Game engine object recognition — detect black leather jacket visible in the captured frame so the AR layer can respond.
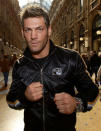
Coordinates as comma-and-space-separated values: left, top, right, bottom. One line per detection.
6, 41, 99, 131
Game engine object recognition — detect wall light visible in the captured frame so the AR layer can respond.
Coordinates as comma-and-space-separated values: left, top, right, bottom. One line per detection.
96, 30, 101, 35
70, 41, 73, 44
0, 38, 2, 42
80, 37, 84, 41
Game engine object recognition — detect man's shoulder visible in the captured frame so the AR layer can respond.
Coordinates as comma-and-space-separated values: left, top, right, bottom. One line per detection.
56, 45, 79, 56
15, 55, 28, 65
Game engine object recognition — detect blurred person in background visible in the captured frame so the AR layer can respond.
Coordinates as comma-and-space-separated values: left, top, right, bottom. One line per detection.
89, 50, 101, 77
97, 65, 101, 87
0, 55, 11, 90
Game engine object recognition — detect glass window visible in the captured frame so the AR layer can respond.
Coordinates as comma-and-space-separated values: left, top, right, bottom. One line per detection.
70, 31, 74, 49
93, 15, 101, 30
70, 8, 73, 21
80, 0, 83, 12
18, 0, 54, 11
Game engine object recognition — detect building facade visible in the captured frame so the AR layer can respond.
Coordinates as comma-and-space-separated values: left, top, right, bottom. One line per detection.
49, 0, 101, 54
0, 0, 24, 57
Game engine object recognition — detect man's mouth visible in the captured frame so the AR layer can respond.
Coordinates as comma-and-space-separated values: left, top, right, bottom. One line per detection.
31, 42, 38, 45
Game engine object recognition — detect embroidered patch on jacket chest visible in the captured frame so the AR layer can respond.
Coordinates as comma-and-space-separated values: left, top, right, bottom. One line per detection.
52, 68, 62, 76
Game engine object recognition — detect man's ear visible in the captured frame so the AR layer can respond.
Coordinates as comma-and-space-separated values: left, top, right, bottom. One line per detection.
21, 29, 24, 38
48, 26, 51, 37
21, 29, 26, 41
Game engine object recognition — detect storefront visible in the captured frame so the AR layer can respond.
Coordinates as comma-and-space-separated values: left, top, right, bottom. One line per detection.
92, 15, 101, 54
70, 31, 74, 49
79, 24, 85, 53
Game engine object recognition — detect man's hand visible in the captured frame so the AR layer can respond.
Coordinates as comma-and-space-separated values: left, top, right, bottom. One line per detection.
54, 92, 77, 114
25, 82, 43, 102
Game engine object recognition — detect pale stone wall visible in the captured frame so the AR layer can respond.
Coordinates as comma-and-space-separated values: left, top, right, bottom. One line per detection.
49, 0, 101, 53
0, 0, 25, 57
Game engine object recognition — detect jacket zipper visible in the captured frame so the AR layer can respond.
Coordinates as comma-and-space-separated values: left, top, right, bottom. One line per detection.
41, 68, 45, 131
24, 56, 46, 131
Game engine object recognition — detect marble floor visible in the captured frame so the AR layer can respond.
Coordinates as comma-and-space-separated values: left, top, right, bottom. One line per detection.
76, 95, 101, 131
0, 70, 24, 131
0, 94, 24, 131
0, 70, 101, 131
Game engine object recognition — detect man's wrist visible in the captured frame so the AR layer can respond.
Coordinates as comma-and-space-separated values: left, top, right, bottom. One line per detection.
75, 97, 84, 112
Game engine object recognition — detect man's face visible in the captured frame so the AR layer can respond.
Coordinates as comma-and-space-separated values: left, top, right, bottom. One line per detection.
90, 51, 94, 56
22, 17, 51, 55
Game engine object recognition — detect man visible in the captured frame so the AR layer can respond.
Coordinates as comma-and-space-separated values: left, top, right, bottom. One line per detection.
88, 50, 101, 85
0, 55, 10, 90
89, 50, 100, 77
6, 5, 99, 131
97, 65, 101, 86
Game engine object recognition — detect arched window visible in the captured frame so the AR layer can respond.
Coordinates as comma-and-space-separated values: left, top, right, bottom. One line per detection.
79, 24, 85, 53
80, 0, 83, 12
70, 31, 74, 49
92, 15, 101, 51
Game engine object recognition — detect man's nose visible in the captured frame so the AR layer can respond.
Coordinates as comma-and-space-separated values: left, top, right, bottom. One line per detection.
31, 30, 37, 39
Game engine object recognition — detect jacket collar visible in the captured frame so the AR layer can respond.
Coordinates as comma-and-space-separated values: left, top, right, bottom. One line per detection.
23, 40, 56, 61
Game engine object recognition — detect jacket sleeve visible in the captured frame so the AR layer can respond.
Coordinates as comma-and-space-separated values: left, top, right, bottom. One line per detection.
97, 65, 101, 83
72, 52, 99, 111
6, 60, 32, 110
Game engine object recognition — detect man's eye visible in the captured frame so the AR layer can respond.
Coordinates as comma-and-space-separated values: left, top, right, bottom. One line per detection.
37, 28, 43, 31
24, 29, 31, 33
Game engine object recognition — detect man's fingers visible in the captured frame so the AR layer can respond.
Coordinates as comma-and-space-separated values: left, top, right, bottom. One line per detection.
32, 86, 43, 93
54, 92, 65, 101
25, 82, 43, 102
29, 82, 43, 88
54, 92, 77, 114
32, 91, 43, 101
